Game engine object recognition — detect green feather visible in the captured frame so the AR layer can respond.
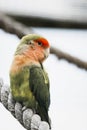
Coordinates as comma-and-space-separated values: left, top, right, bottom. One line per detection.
20, 34, 42, 45
10, 66, 36, 108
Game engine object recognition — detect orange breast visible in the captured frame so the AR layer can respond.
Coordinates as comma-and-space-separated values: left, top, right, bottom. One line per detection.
10, 54, 40, 74
10, 55, 29, 73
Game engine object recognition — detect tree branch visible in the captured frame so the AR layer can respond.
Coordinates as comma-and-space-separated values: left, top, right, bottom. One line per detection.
0, 12, 87, 70
50, 47, 87, 70
0, 13, 33, 38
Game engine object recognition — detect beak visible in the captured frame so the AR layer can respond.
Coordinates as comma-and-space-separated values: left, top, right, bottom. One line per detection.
44, 48, 50, 58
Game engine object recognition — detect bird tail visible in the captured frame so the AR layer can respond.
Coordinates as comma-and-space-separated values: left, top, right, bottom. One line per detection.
37, 105, 51, 128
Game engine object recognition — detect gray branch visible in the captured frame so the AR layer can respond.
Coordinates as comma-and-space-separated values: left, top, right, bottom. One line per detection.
50, 47, 87, 70
0, 78, 50, 130
0, 13, 33, 39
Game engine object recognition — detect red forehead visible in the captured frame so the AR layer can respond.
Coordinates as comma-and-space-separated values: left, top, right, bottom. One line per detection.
35, 38, 50, 48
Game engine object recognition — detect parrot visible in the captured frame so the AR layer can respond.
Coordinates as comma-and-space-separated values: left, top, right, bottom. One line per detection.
9, 34, 51, 127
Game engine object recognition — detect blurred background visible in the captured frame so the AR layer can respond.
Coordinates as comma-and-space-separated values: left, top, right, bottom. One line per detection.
0, 0, 87, 28
0, 0, 87, 130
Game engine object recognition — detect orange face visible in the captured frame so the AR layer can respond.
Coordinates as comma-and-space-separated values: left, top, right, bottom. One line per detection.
23, 38, 50, 62
10, 36, 50, 73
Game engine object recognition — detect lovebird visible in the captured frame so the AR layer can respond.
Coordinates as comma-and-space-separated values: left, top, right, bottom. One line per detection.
9, 34, 51, 126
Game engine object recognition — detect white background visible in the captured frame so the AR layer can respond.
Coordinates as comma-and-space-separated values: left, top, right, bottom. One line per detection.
0, 0, 87, 22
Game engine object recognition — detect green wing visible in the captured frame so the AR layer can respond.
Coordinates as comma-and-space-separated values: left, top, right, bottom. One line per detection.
29, 66, 50, 109
29, 66, 50, 123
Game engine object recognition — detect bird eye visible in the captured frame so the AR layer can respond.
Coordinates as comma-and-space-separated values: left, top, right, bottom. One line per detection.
38, 42, 42, 46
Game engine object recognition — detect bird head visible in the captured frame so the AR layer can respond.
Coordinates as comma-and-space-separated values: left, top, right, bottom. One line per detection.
15, 34, 50, 63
